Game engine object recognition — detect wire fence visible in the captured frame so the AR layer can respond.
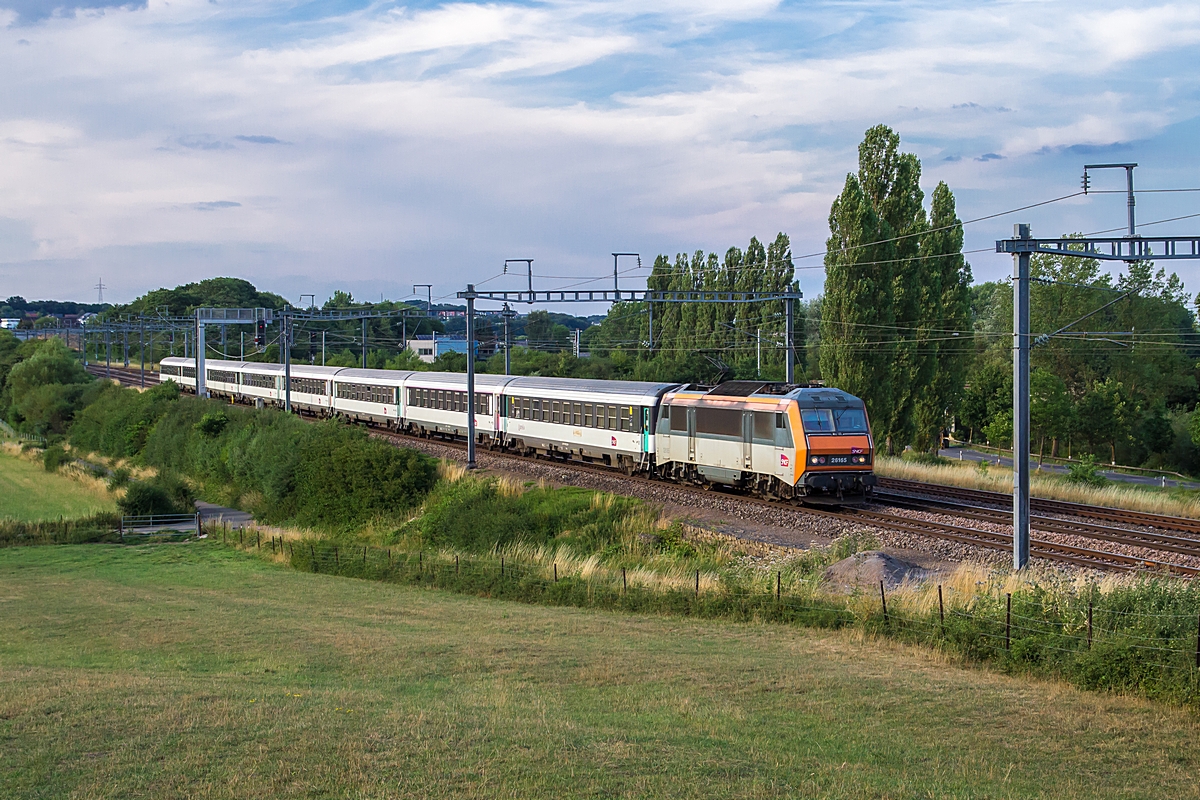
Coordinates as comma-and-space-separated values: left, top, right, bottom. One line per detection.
212, 527, 1200, 699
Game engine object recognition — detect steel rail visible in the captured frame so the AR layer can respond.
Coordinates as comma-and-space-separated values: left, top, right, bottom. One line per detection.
878, 477, 1200, 535
872, 491, 1200, 560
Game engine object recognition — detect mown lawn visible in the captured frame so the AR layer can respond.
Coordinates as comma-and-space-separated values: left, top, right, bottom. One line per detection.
2, 544, 1199, 799
0, 448, 114, 521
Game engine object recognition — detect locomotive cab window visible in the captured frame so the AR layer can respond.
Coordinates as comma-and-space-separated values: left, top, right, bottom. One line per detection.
669, 405, 686, 432
833, 407, 868, 432
800, 408, 835, 432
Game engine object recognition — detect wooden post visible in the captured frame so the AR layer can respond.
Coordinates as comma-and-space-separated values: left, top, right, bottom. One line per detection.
938, 585, 945, 632
879, 581, 888, 623
695, 570, 699, 598
256, 531, 260, 550
553, 563, 557, 582
419, 552, 422, 572
455, 555, 459, 575
310, 543, 316, 572
1005, 593, 1012, 650
1087, 602, 1093, 650
776, 571, 781, 600
334, 546, 339, 568
622, 567, 627, 594
501, 557, 505, 577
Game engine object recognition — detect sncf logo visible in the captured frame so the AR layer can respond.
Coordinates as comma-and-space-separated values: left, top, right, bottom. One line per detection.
780, 454, 789, 467
611, 436, 617, 447
850, 447, 864, 454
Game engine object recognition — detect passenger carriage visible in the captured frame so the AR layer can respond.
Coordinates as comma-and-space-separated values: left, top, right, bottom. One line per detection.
402, 372, 514, 442
329, 368, 409, 425
501, 377, 676, 473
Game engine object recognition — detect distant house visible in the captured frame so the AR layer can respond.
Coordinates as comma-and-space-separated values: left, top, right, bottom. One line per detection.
406, 334, 479, 363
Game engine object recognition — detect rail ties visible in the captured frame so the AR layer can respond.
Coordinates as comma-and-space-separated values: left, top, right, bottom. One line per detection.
872, 491, 1200, 560
877, 477, 1200, 536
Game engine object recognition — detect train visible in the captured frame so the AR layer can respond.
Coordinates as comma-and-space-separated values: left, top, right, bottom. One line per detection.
159, 357, 876, 503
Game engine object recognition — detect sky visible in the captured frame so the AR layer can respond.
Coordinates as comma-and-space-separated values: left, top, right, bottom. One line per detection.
1, 0, 1199, 309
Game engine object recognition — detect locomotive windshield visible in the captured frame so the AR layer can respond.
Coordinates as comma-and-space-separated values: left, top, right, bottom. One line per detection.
801, 406, 869, 433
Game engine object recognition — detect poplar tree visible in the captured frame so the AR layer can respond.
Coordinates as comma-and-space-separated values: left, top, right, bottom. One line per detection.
913, 182, 973, 450
857, 125, 927, 451
819, 173, 897, 437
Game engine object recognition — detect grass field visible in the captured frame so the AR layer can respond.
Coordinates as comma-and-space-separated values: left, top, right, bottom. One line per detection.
3, 545, 1200, 798
0, 446, 115, 521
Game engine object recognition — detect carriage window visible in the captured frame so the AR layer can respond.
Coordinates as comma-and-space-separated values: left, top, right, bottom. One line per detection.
572, 403, 582, 426
583, 404, 593, 428
551, 401, 560, 424
606, 405, 617, 430
668, 405, 686, 432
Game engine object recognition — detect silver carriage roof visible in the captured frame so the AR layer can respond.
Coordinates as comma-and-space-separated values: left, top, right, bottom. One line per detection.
398, 371, 514, 389
506, 376, 680, 402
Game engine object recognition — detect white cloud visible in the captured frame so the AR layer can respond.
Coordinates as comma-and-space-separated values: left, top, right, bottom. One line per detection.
0, 0, 1198, 302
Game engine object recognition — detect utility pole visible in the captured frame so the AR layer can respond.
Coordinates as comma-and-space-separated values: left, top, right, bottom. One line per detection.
501, 304, 516, 375
1011, 223, 1032, 570
321, 330, 326, 366
195, 312, 206, 398
756, 328, 761, 378
361, 317, 367, 368
784, 289, 796, 384
464, 285, 477, 469
503, 260, 534, 303
283, 314, 291, 413
414, 284, 432, 314
139, 319, 145, 388
997, 164, 1200, 568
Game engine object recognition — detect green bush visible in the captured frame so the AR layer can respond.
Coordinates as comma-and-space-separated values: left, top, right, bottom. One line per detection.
107, 467, 131, 490
119, 483, 180, 516
117, 473, 194, 516
194, 411, 228, 438
73, 384, 437, 529
42, 444, 70, 472
1067, 455, 1107, 486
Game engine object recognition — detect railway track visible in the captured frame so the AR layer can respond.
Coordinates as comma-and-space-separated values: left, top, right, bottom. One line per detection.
877, 477, 1200, 535
90, 364, 1200, 576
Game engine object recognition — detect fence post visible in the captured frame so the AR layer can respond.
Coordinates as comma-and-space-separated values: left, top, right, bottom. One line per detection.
419, 552, 422, 573
501, 557, 505, 578
195, 512, 201, 537
879, 581, 888, 624
1087, 602, 1093, 650
938, 585, 945, 632
622, 567, 627, 594
1005, 593, 1012, 650
776, 571, 781, 600
553, 562, 557, 582
334, 546, 339, 568
310, 543, 316, 572
387, 548, 392, 566
695, 569, 699, 598
455, 555, 459, 575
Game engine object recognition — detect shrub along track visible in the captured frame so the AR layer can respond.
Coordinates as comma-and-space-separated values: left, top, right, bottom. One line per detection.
91, 365, 1200, 576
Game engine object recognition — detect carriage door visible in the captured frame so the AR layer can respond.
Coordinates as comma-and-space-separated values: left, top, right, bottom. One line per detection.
687, 407, 696, 462
742, 411, 753, 469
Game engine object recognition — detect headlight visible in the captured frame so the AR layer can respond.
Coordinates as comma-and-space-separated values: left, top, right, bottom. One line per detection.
810, 456, 819, 464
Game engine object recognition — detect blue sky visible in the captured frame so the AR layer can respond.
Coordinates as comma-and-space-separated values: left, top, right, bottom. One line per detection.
1, 0, 1199, 307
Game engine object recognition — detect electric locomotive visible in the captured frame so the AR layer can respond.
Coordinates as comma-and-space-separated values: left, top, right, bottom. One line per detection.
654, 381, 874, 503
